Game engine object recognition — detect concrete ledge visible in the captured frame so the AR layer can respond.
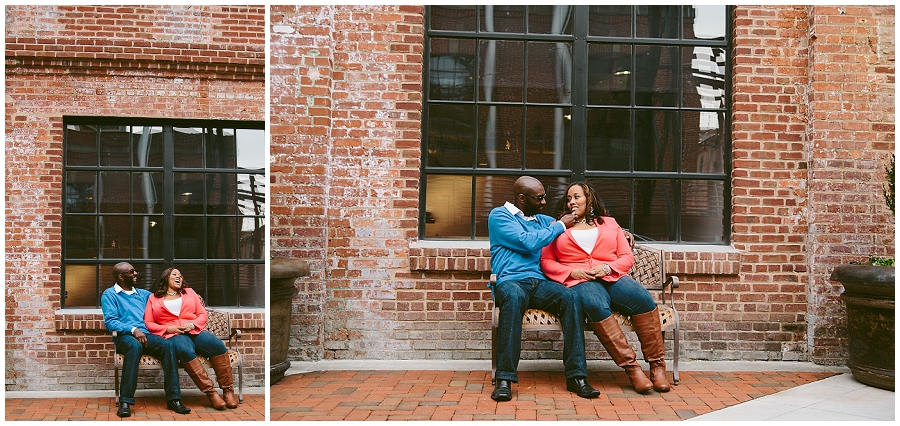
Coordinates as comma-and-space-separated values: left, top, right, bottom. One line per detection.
286, 360, 850, 376
5, 387, 266, 399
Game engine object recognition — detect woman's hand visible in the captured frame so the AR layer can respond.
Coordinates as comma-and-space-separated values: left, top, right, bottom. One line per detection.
586, 264, 611, 278
570, 269, 597, 281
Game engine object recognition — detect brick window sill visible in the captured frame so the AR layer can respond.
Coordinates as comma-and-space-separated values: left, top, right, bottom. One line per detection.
55, 308, 268, 331
409, 240, 741, 276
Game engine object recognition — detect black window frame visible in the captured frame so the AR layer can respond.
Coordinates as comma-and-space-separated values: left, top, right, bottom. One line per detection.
61, 116, 266, 308
421, 5, 732, 244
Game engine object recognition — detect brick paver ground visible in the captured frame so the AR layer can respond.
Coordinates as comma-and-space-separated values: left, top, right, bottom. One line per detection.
271, 370, 837, 421
4, 394, 265, 421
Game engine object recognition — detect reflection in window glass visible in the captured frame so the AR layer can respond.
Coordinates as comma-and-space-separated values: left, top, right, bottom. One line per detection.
479, 39, 522, 103
480, 5, 525, 33
681, 180, 724, 243
174, 127, 204, 168
527, 41, 572, 104
131, 126, 163, 167
477, 105, 522, 169
586, 109, 631, 172
427, 104, 475, 168
526, 106, 570, 170
527, 5, 573, 35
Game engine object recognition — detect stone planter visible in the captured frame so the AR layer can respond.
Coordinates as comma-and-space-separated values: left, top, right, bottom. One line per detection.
270, 257, 309, 385
831, 264, 895, 391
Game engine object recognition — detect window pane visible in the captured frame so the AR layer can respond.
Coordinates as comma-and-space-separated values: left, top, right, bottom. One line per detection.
174, 216, 204, 258
207, 216, 237, 259
174, 127, 204, 168
478, 105, 522, 169
527, 41, 572, 104
427, 104, 475, 168
430, 40, 475, 102
174, 172, 205, 214
132, 172, 162, 214
205, 264, 235, 306
636, 5, 680, 39
587, 108, 631, 172
130, 263, 165, 292
424, 175, 472, 238
66, 125, 97, 166
132, 215, 163, 259
66, 171, 97, 213
430, 5, 476, 32
208, 128, 237, 169
235, 129, 265, 170
240, 217, 265, 259
589, 5, 632, 37
528, 5, 572, 35
481, 5, 525, 33
635, 44, 679, 107
682, 180, 725, 243
99, 126, 131, 166
474, 175, 515, 238
588, 43, 632, 106
65, 216, 97, 258
131, 126, 163, 167
586, 178, 633, 226
238, 174, 265, 216
683, 110, 726, 174
479, 39, 523, 103
685, 46, 726, 109
238, 264, 265, 307
634, 110, 677, 172
99, 216, 131, 258
98, 171, 131, 213
685, 5, 726, 40
525, 106, 570, 170
207, 173, 237, 215
633, 179, 676, 241
64, 265, 97, 308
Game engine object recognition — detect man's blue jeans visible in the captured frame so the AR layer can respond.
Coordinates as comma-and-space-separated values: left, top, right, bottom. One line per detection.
493, 277, 587, 382
168, 330, 228, 363
572, 277, 657, 323
115, 333, 181, 404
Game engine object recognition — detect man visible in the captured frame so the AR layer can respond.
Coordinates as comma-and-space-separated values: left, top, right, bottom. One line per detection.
101, 262, 191, 417
487, 176, 600, 401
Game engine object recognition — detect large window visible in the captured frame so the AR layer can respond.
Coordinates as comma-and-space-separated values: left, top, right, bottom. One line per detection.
62, 117, 266, 308
422, 5, 730, 243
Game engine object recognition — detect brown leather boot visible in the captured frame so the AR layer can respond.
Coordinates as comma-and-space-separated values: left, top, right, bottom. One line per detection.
183, 357, 227, 410
589, 316, 653, 393
632, 307, 671, 392
210, 353, 239, 408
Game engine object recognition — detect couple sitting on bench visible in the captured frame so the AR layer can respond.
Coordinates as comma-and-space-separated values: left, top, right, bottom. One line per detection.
489, 176, 671, 402
101, 262, 238, 417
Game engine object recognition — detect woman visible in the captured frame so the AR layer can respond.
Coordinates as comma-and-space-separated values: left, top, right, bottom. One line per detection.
540, 182, 671, 393
144, 268, 238, 410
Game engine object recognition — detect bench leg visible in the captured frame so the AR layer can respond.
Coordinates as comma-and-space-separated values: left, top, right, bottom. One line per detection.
114, 366, 120, 406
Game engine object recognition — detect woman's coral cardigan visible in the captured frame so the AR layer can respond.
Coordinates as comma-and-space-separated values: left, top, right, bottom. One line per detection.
541, 216, 635, 287
144, 287, 208, 339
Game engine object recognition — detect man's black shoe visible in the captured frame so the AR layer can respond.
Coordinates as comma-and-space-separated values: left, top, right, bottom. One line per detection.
566, 377, 601, 399
491, 379, 513, 402
116, 402, 132, 418
167, 399, 192, 414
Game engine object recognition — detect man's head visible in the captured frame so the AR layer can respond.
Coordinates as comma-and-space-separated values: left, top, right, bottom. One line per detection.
513, 176, 548, 217
112, 262, 138, 288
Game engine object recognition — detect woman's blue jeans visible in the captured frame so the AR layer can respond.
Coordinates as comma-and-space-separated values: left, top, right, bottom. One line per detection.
493, 277, 587, 382
115, 333, 181, 404
572, 276, 656, 323
168, 330, 227, 363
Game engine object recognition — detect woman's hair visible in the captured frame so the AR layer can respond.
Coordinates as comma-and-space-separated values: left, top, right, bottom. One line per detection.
554, 181, 611, 224
152, 267, 189, 298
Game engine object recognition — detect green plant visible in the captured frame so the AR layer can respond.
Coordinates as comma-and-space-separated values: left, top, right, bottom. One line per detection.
868, 256, 895, 267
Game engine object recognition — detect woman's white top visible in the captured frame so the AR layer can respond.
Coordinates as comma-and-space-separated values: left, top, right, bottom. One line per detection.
163, 297, 182, 316
570, 227, 598, 254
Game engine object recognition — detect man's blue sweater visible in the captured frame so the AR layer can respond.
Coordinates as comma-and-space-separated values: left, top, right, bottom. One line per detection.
488, 203, 565, 288
101, 285, 152, 337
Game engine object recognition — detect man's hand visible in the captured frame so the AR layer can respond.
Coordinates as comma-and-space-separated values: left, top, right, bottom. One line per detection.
558, 212, 577, 228
133, 329, 148, 346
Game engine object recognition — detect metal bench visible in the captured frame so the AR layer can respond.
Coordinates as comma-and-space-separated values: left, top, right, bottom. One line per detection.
490, 231, 680, 385
111, 306, 243, 404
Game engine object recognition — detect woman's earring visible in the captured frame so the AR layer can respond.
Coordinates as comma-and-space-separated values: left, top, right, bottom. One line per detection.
589, 207, 594, 218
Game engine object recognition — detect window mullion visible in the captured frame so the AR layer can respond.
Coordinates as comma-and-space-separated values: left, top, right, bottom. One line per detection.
163, 126, 175, 266
571, 5, 588, 182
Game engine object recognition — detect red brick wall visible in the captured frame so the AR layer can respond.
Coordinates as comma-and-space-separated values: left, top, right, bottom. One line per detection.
271, 5, 894, 366
5, 5, 267, 391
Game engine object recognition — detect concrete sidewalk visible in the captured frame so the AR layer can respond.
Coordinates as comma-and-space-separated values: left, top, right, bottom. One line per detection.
273, 360, 893, 421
